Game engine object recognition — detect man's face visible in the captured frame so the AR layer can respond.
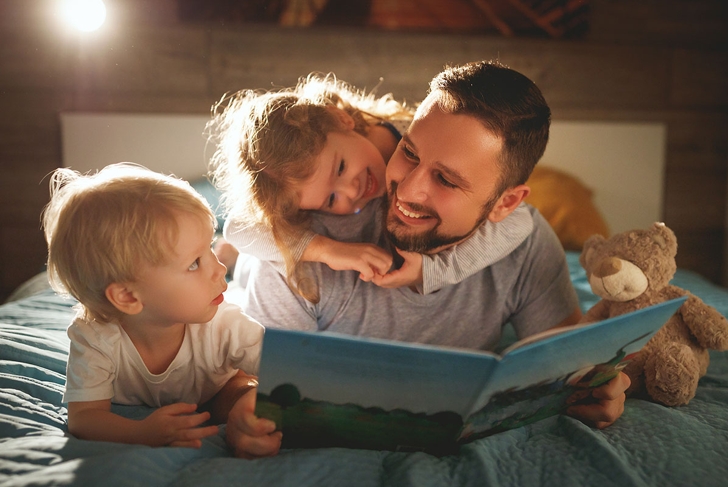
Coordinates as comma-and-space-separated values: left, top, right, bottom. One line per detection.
385, 97, 505, 254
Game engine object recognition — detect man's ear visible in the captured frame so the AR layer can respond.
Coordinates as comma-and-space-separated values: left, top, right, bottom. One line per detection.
488, 184, 530, 223
105, 282, 143, 315
326, 105, 355, 130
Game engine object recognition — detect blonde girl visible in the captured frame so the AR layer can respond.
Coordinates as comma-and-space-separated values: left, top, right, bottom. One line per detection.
208, 74, 532, 302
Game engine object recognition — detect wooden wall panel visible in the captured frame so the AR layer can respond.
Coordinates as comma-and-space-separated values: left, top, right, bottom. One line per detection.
671, 49, 728, 107
1, 1, 727, 301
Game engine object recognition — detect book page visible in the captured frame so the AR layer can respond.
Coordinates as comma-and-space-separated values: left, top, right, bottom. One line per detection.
459, 297, 687, 442
255, 329, 501, 452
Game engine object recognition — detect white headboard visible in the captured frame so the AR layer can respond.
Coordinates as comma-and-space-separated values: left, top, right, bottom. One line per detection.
60, 112, 666, 235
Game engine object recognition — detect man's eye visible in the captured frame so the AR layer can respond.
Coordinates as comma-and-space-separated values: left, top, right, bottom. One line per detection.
437, 173, 457, 189
327, 193, 336, 209
337, 159, 345, 176
188, 259, 200, 271
401, 143, 416, 160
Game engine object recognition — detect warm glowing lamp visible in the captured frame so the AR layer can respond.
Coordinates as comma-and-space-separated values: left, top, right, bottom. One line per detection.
60, 0, 107, 32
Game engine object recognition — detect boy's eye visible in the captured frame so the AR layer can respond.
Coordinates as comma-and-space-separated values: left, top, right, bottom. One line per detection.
188, 258, 200, 271
437, 173, 457, 189
337, 159, 345, 175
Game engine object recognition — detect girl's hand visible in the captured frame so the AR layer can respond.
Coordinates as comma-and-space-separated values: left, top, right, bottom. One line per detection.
372, 249, 423, 289
142, 402, 220, 448
308, 237, 393, 280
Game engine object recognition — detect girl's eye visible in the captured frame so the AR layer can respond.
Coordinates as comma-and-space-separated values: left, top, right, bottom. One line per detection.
337, 159, 345, 176
188, 259, 200, 271
437, 173, 457, 189
327, 193, 336, 209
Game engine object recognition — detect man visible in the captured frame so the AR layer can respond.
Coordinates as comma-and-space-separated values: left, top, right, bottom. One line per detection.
217, 60, 630, 458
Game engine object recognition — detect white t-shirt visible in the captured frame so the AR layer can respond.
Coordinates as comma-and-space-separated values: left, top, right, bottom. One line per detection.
63, 301, 264, 407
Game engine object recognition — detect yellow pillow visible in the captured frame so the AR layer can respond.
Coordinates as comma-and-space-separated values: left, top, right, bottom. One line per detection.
525, 166, 610, 251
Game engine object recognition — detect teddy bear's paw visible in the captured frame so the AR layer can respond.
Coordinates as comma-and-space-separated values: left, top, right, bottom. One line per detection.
682, 304, 728, 350
644, 343, 700, 406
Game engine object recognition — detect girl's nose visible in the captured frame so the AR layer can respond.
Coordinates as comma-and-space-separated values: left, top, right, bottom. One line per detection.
337, 178, 360, 208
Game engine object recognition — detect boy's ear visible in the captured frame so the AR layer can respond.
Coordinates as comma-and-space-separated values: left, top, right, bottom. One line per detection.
105, 282, 143, 315
326, 106, 356, 130
488, 184, 530, 223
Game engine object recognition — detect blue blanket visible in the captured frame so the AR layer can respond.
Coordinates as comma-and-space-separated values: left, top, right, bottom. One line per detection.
1, 253, 727, 487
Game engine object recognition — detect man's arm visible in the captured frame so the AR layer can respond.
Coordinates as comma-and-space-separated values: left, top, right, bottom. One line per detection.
566, 372, 631, 429
552, 306, 630, 429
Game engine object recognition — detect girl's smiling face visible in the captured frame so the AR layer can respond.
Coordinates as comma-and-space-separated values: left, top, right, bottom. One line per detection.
297, 129, 387, 215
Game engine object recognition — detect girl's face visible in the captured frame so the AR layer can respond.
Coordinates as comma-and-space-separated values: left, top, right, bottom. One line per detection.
297, 129, 387, 215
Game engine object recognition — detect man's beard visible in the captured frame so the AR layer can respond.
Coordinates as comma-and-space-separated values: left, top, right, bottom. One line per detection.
384, 181, 498, 254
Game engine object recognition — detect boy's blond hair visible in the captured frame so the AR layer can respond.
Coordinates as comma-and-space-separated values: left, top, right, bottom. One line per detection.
42, 163, 216, 323
208, 73, 413, 302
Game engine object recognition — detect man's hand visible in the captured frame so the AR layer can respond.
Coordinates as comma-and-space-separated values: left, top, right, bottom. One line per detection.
226, 386, 282, 459
304, 236, 393, 281
566, 371, 631, 429
372, 249, 423, 289
141, 403, 220, 448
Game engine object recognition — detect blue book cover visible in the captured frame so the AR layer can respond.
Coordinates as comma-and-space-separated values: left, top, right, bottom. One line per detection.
255, 297, 687, 454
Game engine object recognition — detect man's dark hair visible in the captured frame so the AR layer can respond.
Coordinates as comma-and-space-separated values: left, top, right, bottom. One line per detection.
429, 60, 551, 194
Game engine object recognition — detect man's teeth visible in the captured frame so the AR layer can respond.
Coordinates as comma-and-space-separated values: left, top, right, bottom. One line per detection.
397, 201, 425, 219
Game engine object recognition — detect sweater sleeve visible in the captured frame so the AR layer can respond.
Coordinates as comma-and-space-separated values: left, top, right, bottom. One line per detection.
223, 219, 317, 274
420, 203, 534, 294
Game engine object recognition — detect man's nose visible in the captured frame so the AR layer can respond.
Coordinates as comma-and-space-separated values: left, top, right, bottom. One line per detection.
396, 165, 428, 203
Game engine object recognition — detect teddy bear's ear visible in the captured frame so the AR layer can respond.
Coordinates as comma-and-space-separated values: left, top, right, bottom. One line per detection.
650, 222, 677, 253
580, 234, 605, 268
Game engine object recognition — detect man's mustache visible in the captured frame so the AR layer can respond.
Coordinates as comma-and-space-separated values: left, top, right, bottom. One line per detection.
387, 181, 440, 221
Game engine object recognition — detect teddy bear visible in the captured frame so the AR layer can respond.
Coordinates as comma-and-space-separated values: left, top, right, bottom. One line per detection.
578, 222, 728, 406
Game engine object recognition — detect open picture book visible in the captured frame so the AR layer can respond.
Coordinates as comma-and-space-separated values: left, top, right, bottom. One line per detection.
255, 297, 687, 455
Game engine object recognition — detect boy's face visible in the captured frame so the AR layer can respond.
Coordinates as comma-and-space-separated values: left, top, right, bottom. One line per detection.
131, 211, 228, 327
385, 96, 506, 254
297, 129, 387, 215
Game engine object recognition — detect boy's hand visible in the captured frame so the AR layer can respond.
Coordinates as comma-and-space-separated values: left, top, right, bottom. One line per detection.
306, 236, 393, 281
566, 372, 631, 429
372, 249, 423, 289
226, 386, 282, 459
142, 402, 220, 448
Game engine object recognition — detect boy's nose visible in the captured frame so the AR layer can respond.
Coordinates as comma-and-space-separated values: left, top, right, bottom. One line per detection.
213, 258, 227, 279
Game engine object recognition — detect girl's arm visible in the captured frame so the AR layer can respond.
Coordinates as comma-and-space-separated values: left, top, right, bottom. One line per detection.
374, 204, 534, 293
67, 400, 219, 448
224, 219, 392, 279
303, 235, 392, 280
223, 220, 316, 275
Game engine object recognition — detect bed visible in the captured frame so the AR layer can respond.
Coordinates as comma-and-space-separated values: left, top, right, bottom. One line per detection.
1, 251, 727, 487
3, 113, 723, 484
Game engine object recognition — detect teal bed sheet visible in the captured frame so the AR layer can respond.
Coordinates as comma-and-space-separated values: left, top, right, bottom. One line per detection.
1, 253, 727, 487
